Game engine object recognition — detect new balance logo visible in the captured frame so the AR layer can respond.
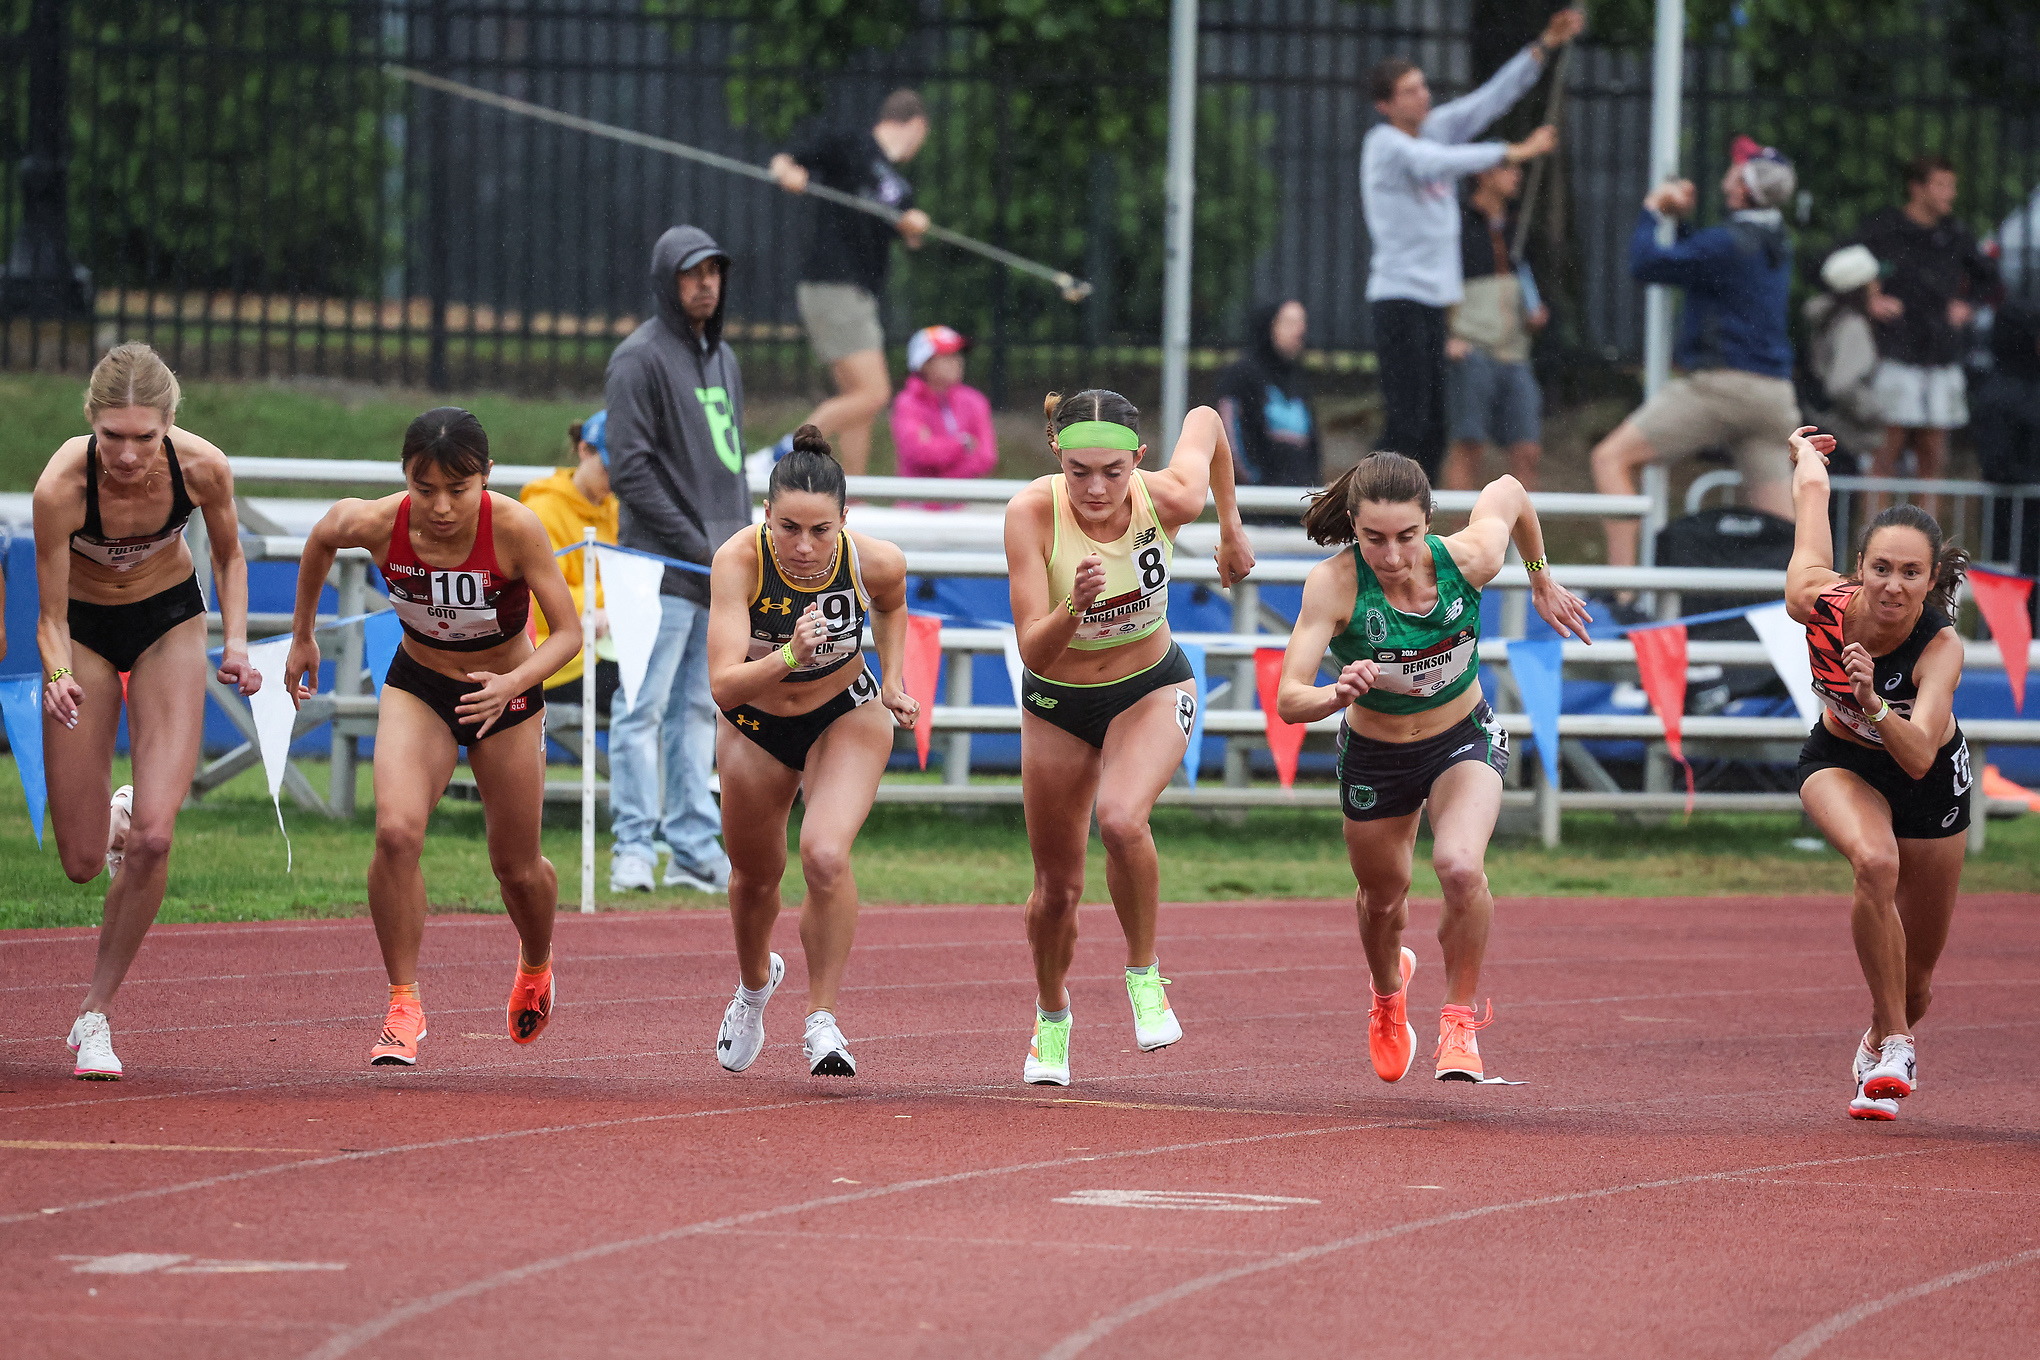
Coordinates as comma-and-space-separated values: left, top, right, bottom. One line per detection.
1134, 527, 1157, 547
1027, 693, 1058, 709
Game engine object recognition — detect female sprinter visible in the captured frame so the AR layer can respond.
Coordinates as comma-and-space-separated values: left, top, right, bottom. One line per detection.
284, 409, 582, 1067
1277, 452, 1591, 1084
33, 341, 259, 1079
1784, 426, 1971, 1121
1005, 392, 1255, 1086
706, 426, 915, 1078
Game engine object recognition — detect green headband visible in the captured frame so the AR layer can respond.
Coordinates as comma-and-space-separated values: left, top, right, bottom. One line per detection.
1055, 420, 1140, 453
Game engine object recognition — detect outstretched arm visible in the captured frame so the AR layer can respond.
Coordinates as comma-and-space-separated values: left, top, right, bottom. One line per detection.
1784, 426, 1844, 624
1144, 406, 1255, 587
1444, 474, 1593, 641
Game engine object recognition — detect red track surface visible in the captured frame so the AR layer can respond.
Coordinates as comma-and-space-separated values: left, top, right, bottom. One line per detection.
3, 894, 2038, 1359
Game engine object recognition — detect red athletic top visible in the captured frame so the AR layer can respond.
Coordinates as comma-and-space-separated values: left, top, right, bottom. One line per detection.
378, 492, 531, 652
1804, 579, 1950, 746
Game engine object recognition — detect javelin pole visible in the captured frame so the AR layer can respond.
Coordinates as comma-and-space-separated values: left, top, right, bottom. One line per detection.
385, 65, 1093, 302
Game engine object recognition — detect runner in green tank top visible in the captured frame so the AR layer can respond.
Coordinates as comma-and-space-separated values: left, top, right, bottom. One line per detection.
1277, 452, 1591, 1084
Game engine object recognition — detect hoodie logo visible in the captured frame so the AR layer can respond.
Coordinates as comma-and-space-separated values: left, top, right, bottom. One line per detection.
695, 386, 743, 473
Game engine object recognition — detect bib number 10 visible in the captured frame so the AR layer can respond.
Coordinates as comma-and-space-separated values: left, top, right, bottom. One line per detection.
429, 571, 490, 609
1137, 547, 1166, 590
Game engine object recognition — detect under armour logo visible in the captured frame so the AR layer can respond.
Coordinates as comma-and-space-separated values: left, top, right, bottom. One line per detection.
759, 597, 793, 616
736, 714, 761, 730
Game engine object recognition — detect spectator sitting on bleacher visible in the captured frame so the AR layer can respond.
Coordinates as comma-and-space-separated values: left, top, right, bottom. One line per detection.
1802, 244, 1888, 466
521, 411, 620, 716
889, 325, 996, 503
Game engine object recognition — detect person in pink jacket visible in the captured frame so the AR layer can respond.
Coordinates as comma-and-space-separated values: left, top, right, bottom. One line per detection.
891, 326, 998, 490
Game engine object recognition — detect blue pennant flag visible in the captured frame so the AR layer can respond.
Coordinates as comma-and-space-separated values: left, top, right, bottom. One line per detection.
364, 611, 403, 692
1507, 634, 1564, 786
0, 675, 48, 845
1177, 641, 1208, 788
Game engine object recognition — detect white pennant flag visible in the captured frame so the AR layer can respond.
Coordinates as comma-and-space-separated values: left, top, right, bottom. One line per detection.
1746, 601, 1821, 723
1002, 627, 1025, 710
243, 636, 297, 871
593, 547, 667, 715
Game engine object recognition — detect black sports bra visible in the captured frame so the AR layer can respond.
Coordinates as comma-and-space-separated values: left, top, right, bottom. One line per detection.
69, 435, 197, 573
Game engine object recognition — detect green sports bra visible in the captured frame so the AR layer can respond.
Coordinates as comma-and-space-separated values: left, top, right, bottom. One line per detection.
1326, 536, 1483, 716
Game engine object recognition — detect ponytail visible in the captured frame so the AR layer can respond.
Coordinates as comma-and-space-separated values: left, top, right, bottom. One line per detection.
1301, 451, 1433, 545
766, 424, 846, 510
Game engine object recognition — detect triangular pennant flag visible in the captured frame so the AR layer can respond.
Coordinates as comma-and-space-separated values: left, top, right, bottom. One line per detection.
1630, 623, 1695, 814
1508, 635, 1564, 786
592, 547, 665, 715
1002, 628, 1024, 710
1746, 601, 1822, 723
244, 636, 297, 871
1177, 641, 1208, 787
0, 675, 47, 845
1253, 647, 1304, 789
364, 610, 403, 692
1969, 568, 2033, 713
903, 613, 942, 770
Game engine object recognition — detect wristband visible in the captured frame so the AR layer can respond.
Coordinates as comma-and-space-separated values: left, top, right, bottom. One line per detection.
1062, 594, 1081, 619
1867, 699, 1892, 723
779, 641, 799, 669
1523, 557, 1546, 573
47, 667, 71, 684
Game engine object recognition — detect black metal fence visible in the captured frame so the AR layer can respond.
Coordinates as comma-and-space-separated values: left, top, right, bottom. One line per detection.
4, 0, 2038, 404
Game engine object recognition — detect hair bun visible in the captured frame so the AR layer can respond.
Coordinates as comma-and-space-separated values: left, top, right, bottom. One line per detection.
1042, 391, 1063, 420
790, 423, 834, 458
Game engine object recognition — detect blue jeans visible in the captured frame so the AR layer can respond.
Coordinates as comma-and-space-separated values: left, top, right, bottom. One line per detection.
607, 593, 727, 875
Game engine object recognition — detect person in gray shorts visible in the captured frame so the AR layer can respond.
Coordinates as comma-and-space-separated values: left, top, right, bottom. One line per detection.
1443, 162, 1546, 490
1592, 136, 1801, 568
767, 90, 932, 475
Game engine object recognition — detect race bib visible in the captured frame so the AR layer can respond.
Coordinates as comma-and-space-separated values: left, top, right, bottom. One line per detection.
1372, 631, 1478, 699
1817, 685, 1908, 744
394, 569, 501, 643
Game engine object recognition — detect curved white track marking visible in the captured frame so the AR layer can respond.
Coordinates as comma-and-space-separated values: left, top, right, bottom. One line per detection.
1037, 1145, 2015, 1360
1769, 1245, 2040, 1360
0, 1095, 842, 1228
296, 1119, 1406, 1360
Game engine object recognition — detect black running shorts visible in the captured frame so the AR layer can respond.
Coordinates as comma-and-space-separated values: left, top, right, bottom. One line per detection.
68, 573, 205, 673
1020, 642, 1197, 750
1337, 701, 1510, 822
385, 645, 545, 748
724, 668, 879, 771
1797, 722, 1972, 840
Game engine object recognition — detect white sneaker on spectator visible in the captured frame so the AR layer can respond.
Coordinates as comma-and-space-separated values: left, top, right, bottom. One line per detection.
662, 858, 730, 893
609, 851, 656, 893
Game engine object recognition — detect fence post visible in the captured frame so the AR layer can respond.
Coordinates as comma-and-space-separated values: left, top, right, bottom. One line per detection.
581, 528, 598, 912
1966, 741, 1987, 857
424, 0, 453, 391
331, 557, 366, 816
943, 650, 973, 786
1225, 581, 1260, 788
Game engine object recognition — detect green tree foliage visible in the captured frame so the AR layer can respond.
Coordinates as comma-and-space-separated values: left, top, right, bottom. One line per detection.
1589, 0, 2040, 258
60, 0, 389, 295
653, 0, 1278, 345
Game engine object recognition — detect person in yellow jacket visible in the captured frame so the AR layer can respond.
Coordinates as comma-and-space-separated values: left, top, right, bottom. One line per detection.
520, 411, 621, 713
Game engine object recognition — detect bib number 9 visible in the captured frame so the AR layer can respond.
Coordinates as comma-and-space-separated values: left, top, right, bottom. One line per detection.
1137, 547, 1166, 591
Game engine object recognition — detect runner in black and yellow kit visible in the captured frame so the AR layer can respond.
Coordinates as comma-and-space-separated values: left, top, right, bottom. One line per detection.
706, 426, 916, 1078
1278, 451, 1590, 1083
1004, 392, 1255, 1086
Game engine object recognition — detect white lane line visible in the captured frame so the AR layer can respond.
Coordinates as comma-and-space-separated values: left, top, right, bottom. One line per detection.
294, 1117, 1412, 1360
1769, 1245, 2040, 1359
1036, 1144, 2017, 1360
0, 1095, 847, 1227
1726, 1177, 2040, 1199
703, 1226, 1266, 1259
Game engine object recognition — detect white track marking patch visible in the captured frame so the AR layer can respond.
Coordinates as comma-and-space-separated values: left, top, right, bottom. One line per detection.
1054, 1189, 1319, 1212
62, 1253, 346, 1275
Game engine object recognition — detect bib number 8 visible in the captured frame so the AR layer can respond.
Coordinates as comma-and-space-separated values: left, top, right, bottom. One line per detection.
1137, 546, 1166, 591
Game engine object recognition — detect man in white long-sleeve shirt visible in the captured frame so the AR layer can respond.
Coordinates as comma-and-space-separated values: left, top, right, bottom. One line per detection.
1362, 7, 1582, 479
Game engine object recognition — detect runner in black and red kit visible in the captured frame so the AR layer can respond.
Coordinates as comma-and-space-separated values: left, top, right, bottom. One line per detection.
285, 409, 583, 1067
1784, 426, 1971, 1122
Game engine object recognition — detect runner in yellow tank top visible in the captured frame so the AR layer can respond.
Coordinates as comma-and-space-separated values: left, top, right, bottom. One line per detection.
1003, 390, 1255, 1086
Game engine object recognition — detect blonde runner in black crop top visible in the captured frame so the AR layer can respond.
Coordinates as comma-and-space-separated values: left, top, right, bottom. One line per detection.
745, 522, 870, 681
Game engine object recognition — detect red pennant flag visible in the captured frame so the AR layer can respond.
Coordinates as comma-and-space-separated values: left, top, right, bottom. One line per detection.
1629, 623, 1695, 814
903, 614, 943, 770
1969, 568, 2033, 713
1253, 648, 1305, 789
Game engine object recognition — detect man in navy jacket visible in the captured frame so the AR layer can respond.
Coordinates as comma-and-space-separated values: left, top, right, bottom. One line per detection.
1592, 138, 1800, 568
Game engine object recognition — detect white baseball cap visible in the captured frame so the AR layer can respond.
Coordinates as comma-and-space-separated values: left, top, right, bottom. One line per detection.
1821, 244, 1880, 294
906, 325, 968, 373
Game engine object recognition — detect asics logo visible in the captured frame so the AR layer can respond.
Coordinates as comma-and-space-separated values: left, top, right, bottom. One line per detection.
1884, 672, 1902, 692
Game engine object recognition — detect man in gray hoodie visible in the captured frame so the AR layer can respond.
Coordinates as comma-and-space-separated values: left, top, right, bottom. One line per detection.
603, 225, 751, 893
